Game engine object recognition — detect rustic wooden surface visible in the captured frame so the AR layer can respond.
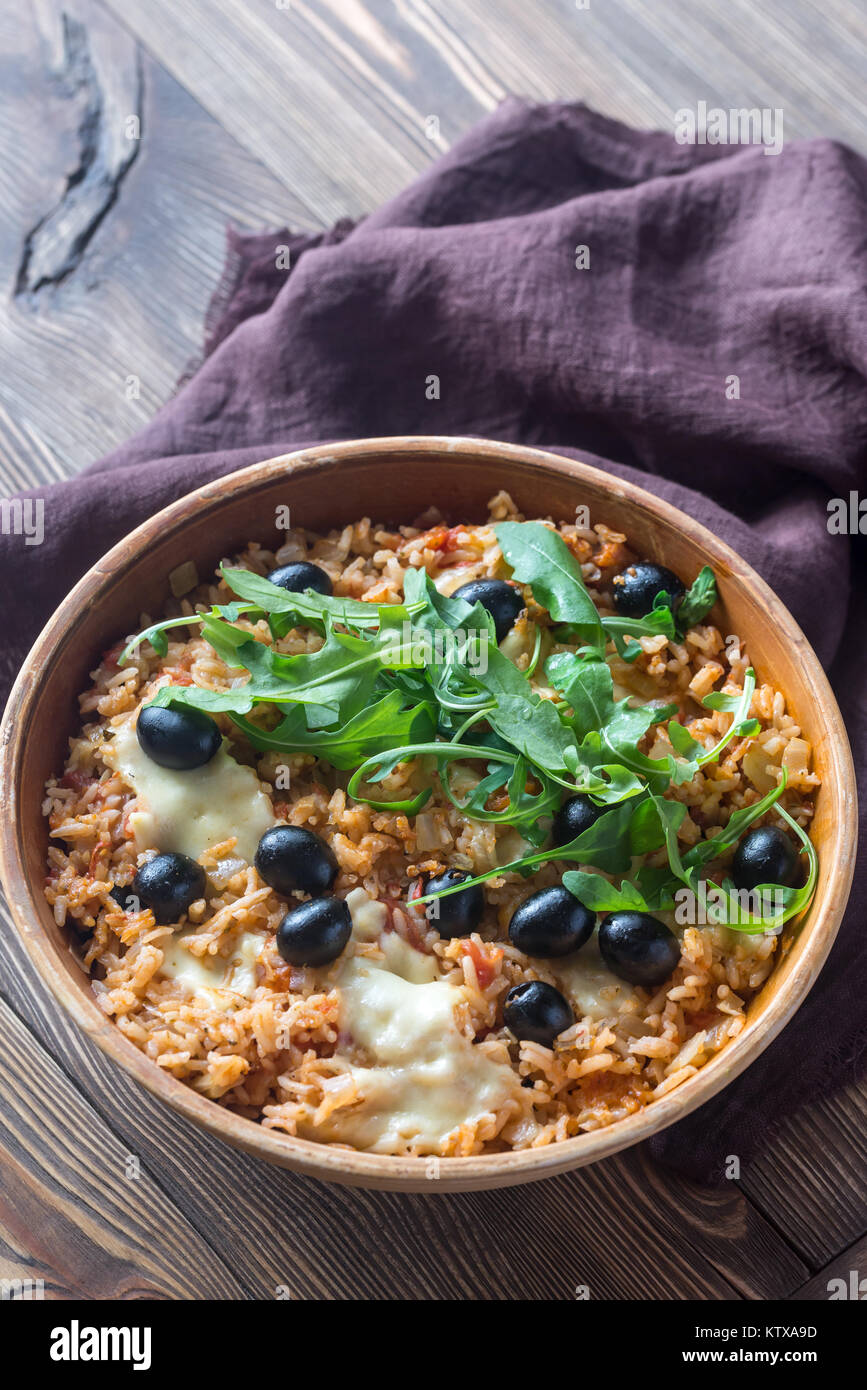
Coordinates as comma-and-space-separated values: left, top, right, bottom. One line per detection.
1, 0, 865, 1300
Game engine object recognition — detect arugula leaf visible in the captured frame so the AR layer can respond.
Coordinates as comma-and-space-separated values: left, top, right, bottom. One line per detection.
347, 739, 515, 796
713, 803, 818, 930
633, 861, 687, 907
645, 772, 817, 932
667, 719, 704, 761
149, 685, 259, 714
548, 651, 679, 791
679, 819, 815, 932
679, 774, 788, 873
439, 752, 562, 843
586, 762, 646, 804
230, 692, 436, 770
150, 623, 412, 725
346, 738, 554, 837
550, 653, 759, 795
695, 671, 759, 766
198, 613, 255, 666
495, 521, 605, 649
562, 871, 676, 914
221, 565, 390, 632
601, 604, 677, 661
545, 651, 612, 740
386, 574, 580, 780
119, 614, 205, 664
401, 566, 479, 633
415, 797, 641, 904
678, 565, 718, 630
471, 647, 578, 775
546, 651, 676, 749
628, 794, 687, 854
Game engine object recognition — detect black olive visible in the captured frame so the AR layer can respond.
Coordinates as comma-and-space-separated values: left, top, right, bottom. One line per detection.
612, 562, 686, 618
452, 578, 524, 644
268, 561, 333, 596
552, 793, 602, 847
503, 980, 574, 1046
109, 884, 135, 912
732, 826, 800, 892
509, 886, 595, 958
133, 853, 206, 925
276, 896, 352, 967
598, 911, 681, 987
255, 825, 338, 897
136, 704, 221, 771
424, 869, 485, 938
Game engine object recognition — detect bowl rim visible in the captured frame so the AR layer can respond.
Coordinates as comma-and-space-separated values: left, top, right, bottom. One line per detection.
0, 435, 857, 1191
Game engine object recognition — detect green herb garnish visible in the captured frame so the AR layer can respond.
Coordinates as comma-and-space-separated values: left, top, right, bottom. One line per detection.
678, 565, 718, 629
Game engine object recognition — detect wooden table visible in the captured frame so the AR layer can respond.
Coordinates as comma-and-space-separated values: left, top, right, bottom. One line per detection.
2, 0, 865, 1300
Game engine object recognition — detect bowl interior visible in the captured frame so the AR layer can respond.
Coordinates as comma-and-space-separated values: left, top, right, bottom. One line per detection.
1, 439, 855, 1190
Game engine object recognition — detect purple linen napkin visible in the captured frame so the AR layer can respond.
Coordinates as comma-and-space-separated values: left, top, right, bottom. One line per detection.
4, 100, 866, 1181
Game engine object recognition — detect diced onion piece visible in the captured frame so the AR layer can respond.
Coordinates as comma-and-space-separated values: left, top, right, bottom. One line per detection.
207, 855, 248, 889
742, 743, 777, 794
169, 560, 199, 597
415, 811, 443, 852
782, 737, 811, 775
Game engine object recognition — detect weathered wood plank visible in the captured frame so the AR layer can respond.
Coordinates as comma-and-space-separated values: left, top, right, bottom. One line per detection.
99, 0, 442, 219
0, 0, 311, 487
789, 1231, 867, 1301
0, 997, 245, 1299
100, 0, 867, 198
739, 1080, 867, 1267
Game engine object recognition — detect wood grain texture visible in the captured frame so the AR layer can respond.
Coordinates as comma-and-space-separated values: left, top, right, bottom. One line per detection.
100, 0, 867, 184
740, 1080, 867, 1267
0, 997, 244, 1299
0, 0, 310, 487
4, 0, 865, 484
789, 1231, 867, 1301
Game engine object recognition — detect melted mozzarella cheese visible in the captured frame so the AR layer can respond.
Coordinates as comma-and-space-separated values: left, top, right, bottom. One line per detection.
107, 717, 275, 863
159, 931, 264, 1007
346, 887, 437, 983
555, 933, 637, 1021
344, 887, 388, 941
306, 889, 521, 1153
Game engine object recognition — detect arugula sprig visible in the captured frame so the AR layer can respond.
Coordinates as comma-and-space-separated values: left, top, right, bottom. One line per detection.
231, 692, 436, 771
495, 521, 604, 648
414, 771, 815, 935
118, 613, 216, 664
411, 787, 697, 906
678, 566, 718, 629
602, 603, 678, 661
645, 771, 818, 931
599, 565, 719, 661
